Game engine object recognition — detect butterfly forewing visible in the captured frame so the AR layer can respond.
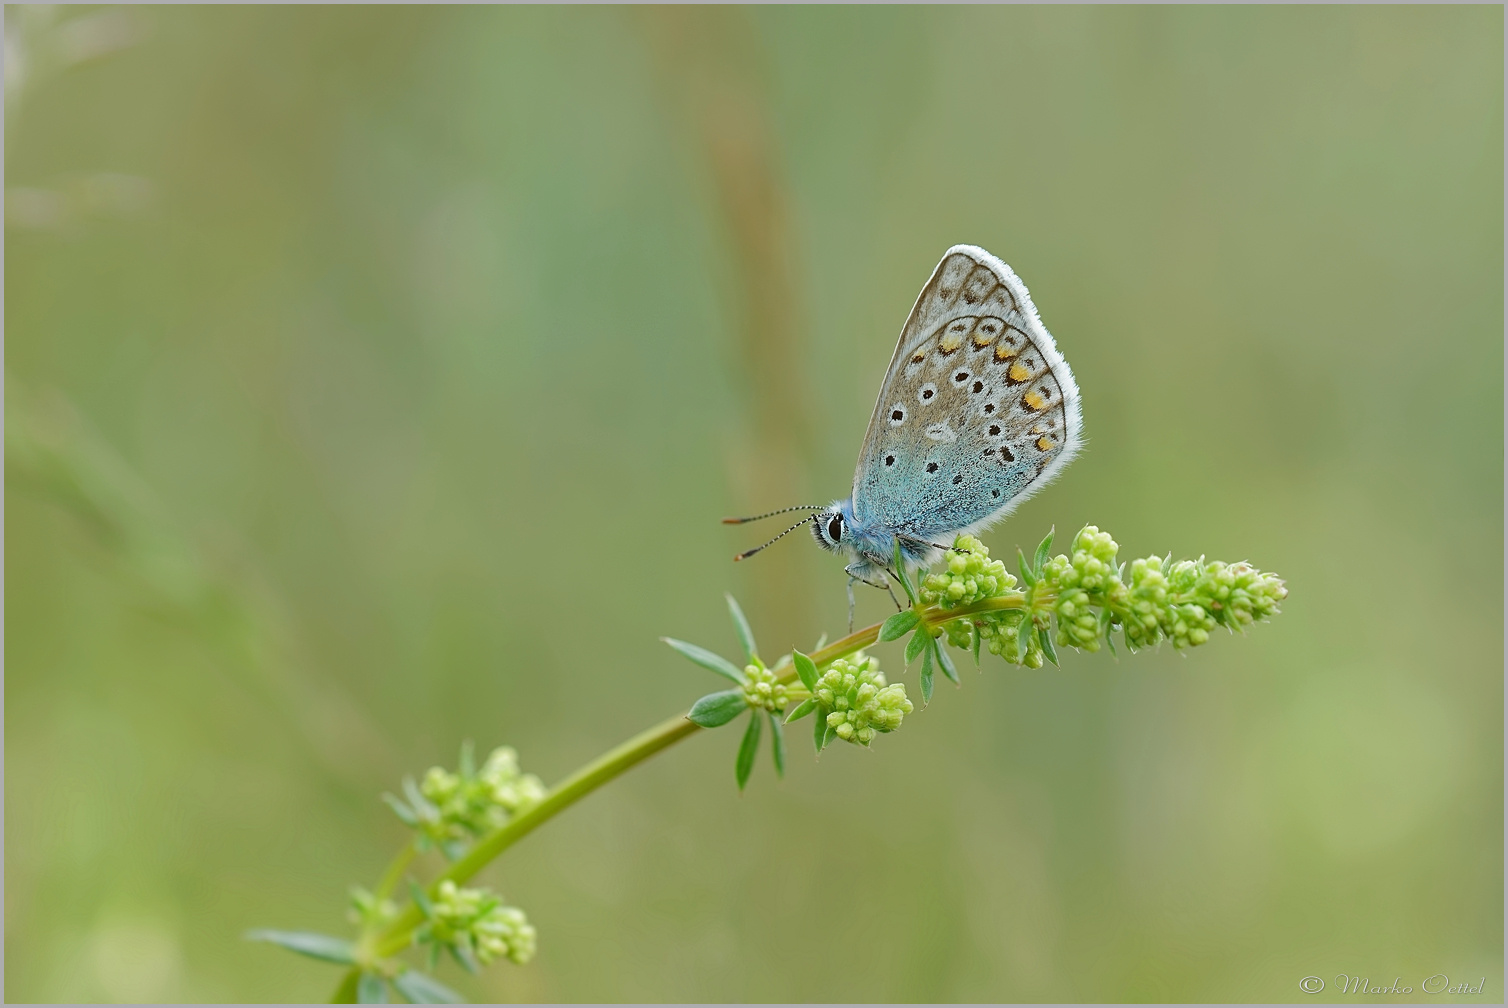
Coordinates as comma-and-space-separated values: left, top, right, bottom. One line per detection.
853, 246, 1082, 540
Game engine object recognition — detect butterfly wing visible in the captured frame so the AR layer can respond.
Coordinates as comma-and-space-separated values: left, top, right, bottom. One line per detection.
851, 245, 1082, 542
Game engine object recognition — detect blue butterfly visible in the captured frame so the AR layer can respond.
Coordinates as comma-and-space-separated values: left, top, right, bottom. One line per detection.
728, 245, 1082, 616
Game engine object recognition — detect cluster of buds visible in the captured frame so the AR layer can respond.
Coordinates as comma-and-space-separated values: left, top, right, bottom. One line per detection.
920, 534, 1015, 606
740, 662, 789, 713
811, 655, 913, 745
346, 886, 397, 929
1119, 554, 1287, 650
415, 880, 536, 968
925, 526, 1286, 662
386, 744, 547, 856
1041, 526, 1125, 653
919, 537, 1037, 665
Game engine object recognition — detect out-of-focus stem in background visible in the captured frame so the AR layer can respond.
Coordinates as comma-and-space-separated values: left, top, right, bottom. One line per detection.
637, 6, 818, 650
5, 380, 397, 788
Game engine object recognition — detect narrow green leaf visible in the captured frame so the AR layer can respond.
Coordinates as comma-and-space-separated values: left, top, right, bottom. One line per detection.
972, 622, 982, 666
1017, 616, 1033, 664
813, 632, 828, 650
792, 649, 820, 692
820, 722, 835, 752
408, 880, 434, 917
661, 637, 746, 684
401, 776, 434, 818
934, 638, 960, 684
392, 969, 465, 1004
785, 697, 817, 723
919, 646, 935, 704
736, 711, 762, 789
688, 689, 748, 728
879, 609, 920, 641
245, 930, 356, 964
725, 593, 758, 664
904, 627, 929, 663
891, 539, 917, 603
449, 941, 481, 975
1039, 626, 1060, 667
382, 793, 417, 827
358, 972, 390, 1004
768, 711, 785, 778
814, 703, 828, 752
1017, 547, 1037, 588
1033, 525, 1056, 577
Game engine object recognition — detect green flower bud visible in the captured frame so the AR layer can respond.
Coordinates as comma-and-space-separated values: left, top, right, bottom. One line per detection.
347, 886, 397, 929
920, 534, 1017, 608
417, 880, 536, 967
741, 662, 789, 713
812, 656, 913, 746
396, 744, 547, 855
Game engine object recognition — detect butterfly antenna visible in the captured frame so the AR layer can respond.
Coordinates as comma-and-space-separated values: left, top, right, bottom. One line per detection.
722, 504, 827, 525
734, 516, 814, 561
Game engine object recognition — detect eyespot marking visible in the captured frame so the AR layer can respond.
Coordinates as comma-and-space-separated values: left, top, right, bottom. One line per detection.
971, 380, 984, 393
918, 383, 936, 402
889, 404, 906, 426
884, 454, 895, 466
988, 424, 1001, 436
999, 446, 1015, 463
925, 461, 940, 474
992, 489, 1000, 498
983, 402, 995, 414
952, 370, 970, 385
952, 474, 964, 485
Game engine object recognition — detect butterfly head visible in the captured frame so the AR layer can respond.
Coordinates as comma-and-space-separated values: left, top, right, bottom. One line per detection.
810, 500, 857, 557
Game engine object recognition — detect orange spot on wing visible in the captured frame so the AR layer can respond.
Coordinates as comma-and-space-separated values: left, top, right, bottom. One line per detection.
1023, 389, 1047, 411
939, 331, 963, 354
995, 343, 1016, 361
1009, 361, 1032, 383
1036, 436, 1054, 452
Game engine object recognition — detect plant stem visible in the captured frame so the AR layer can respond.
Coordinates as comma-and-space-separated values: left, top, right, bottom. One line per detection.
373, 841, 415, 904
330, 605, 970, 1000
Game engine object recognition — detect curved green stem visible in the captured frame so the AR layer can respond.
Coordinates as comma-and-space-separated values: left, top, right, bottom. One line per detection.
372, 841, 415, 904
330, 608, 951, 1001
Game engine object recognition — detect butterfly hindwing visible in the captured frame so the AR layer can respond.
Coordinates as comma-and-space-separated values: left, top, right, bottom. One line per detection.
852, 246, 1082, 541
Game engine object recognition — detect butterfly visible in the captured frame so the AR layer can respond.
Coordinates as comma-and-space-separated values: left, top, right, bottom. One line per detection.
727, 245, 1082, 619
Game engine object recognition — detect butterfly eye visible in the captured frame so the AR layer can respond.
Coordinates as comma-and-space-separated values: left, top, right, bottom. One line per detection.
827, 516, 844, 543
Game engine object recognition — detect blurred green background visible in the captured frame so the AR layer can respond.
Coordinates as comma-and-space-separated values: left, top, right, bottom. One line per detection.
5, 5, 1502, 1003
